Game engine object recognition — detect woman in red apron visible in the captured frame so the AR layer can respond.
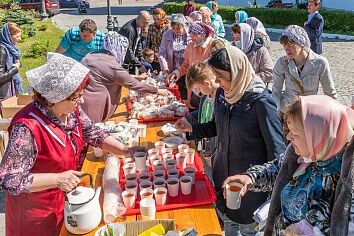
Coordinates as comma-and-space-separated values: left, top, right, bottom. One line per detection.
0, 53, 137, 236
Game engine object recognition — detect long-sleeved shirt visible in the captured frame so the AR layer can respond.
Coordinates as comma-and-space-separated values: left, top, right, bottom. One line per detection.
0, 101, 109, 195
146, 23, 169, 54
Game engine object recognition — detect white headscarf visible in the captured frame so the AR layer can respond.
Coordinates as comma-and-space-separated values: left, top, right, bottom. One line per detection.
239, 23, 254, 53
246, 17, 267, 36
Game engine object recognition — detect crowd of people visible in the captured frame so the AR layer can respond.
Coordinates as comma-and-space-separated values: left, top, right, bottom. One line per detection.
0, 0, 353, 235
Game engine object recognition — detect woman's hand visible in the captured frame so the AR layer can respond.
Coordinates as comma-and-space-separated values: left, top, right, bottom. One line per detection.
222, 174, 253, 198
175, 118, 192, 132
56, 170, 82, 192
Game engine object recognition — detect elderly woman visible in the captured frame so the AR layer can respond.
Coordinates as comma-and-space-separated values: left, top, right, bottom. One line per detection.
246, 17, 270, 50
0, 22, 23, 105
0, 53, 142, 235
205, 1, 225, 38
272, 25, 337, 115
146, 8, 169, 54
176, 46, 285, 235
231, 23, 273, 84
199, 6, 212, 25
167, 21, 214, 109
223, 95, 354, 235
81, 31, 169, 123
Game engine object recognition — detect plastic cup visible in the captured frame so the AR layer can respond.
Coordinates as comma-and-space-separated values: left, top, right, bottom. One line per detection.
140, 188, 154, 199
148, 148, 159, 157
93, 147, 104, 158
184, 167, 196, 184
152, 160, 164, 171
125, 173, 138, 182
153, 178, 166, 189
139, 180, 153, 191
167, 177, 180, 197
179, 176, 193, 195
162, 153, 174, 163
167, 168, 179, 179
176, 153, 187, 169
123, 163, 136, 177
161, 147, 173, 155
149, 154, 162, 166
184, 148, 195, 165
178, 144, 189, 154
153, 187, 167, 206
122, 189, 136, 209
165, 159, 177, 170
153, 170, 165, 180
226, 182, 243, 210
125, 180, 138, 194
140, 198, 156, 220
138, 172, 151, 183
154, 141, 166, 154
134, 152, 147, 172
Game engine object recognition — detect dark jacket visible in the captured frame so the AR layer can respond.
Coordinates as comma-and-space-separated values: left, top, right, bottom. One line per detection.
304, 12, 324, 54
118, 19, 142, 67
189, 88, 286, 224
0, 47, 18, 99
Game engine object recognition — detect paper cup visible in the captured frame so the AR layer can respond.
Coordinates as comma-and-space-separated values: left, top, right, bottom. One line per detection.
184, 148, 195, 165
176, 153, 187, 169
148, 148, 159, 157
184, 167, 196, 184
153, 170, 165, 180
93, 147, 104, 158
122, 189, 136, 209
149, 154, 162, 165
125, 180, 138, 194
153, 178, 166, 189
154, 141, 166, 154
226, 182, 243, 210
162, 153, 174, 163
152, 160, 165, 171
134, 152, 147, 172
138, 172, 151, 183
167, 177, 180, 197
125, 173, 138, 182
167, 168, 179, 179
139, 180, 153, 191
161, 147, 173, 155
178, 144, 189, 154
179, 176, 192, 195
140, 198, 156, 220
165, 159, 177, 170
153, 187, 167, 206
140, 188, 154, 199
123, 163, 136, 177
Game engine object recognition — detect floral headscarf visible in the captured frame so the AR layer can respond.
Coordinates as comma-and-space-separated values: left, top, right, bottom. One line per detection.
293, 95, 354, 177
189, 11, 202, 22
282, 25, 311, 51
188, 21, 214, 37
104, 31, 129, 65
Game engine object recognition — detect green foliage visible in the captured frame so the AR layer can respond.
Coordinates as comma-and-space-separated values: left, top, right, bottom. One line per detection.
163, 2, 354, 35
0, 4, 37, 37
37, 24, 47, 31
24, 41, 49, 59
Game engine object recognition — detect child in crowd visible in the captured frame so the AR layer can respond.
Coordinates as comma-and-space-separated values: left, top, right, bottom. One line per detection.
183, 0, 196, 17
139, 48, 155, 73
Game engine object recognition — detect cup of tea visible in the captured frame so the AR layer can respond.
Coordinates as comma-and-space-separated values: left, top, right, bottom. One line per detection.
184, 167, 196, 184
161, 147, 173, 155
225, 182, 243, 210
154, 141, 166, 154
122, 189, 136, 209
167, 168, 179, 179
153, 178, 166, 189
139, 180, 153, 191
153, 187, 167, 206
162, 153, 174, 163
153, 170, 165, 180
176, 153, 187, 169
179, 176, 193, 195
126, 173, 138, 182
134, 152, 147, 172
149, 154, 162, 166
125, 180, 138, 194
167, 177, 180, 197
138, 172, 151, 183
184, 148, 195, 165
140, 198, 156, 220
152, 160, 165, 171
140, 188, 154, 199
148, 148, 160, 157
178, 144, 189, 154
93, 147, 104, 158
123, 163, 136, 177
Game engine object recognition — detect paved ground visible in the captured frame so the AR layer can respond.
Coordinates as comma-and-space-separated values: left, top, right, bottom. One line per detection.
0, 0, 353, 234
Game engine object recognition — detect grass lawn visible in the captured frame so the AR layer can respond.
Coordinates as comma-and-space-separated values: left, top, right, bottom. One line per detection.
18, 19, 64, 87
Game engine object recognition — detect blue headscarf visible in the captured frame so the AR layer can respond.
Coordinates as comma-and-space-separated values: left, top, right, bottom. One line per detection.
235, 11, 248, 24
0, 23, 23, 94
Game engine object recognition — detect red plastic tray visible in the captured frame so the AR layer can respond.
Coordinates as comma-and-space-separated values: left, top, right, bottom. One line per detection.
119, 152, 217, 215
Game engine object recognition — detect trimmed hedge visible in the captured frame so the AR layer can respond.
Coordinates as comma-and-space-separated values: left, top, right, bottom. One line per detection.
163, 2, 354, 35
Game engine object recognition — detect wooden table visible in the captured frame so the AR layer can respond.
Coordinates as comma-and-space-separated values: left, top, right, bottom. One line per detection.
60, 88, 222, 236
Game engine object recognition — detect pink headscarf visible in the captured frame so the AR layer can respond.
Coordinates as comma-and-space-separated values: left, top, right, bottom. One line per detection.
293, 95, 354, 177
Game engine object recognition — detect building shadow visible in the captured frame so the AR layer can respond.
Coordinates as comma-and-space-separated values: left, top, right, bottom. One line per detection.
60, 5, 156, 16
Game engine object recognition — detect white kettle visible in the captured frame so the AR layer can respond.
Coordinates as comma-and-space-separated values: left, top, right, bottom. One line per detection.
64, 173, 102, 234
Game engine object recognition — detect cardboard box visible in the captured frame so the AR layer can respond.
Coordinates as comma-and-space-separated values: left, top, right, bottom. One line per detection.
1, 95, 32, 119
124, 220, 175, 236
0, 118, 11, 131
17, 94, 33, 105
